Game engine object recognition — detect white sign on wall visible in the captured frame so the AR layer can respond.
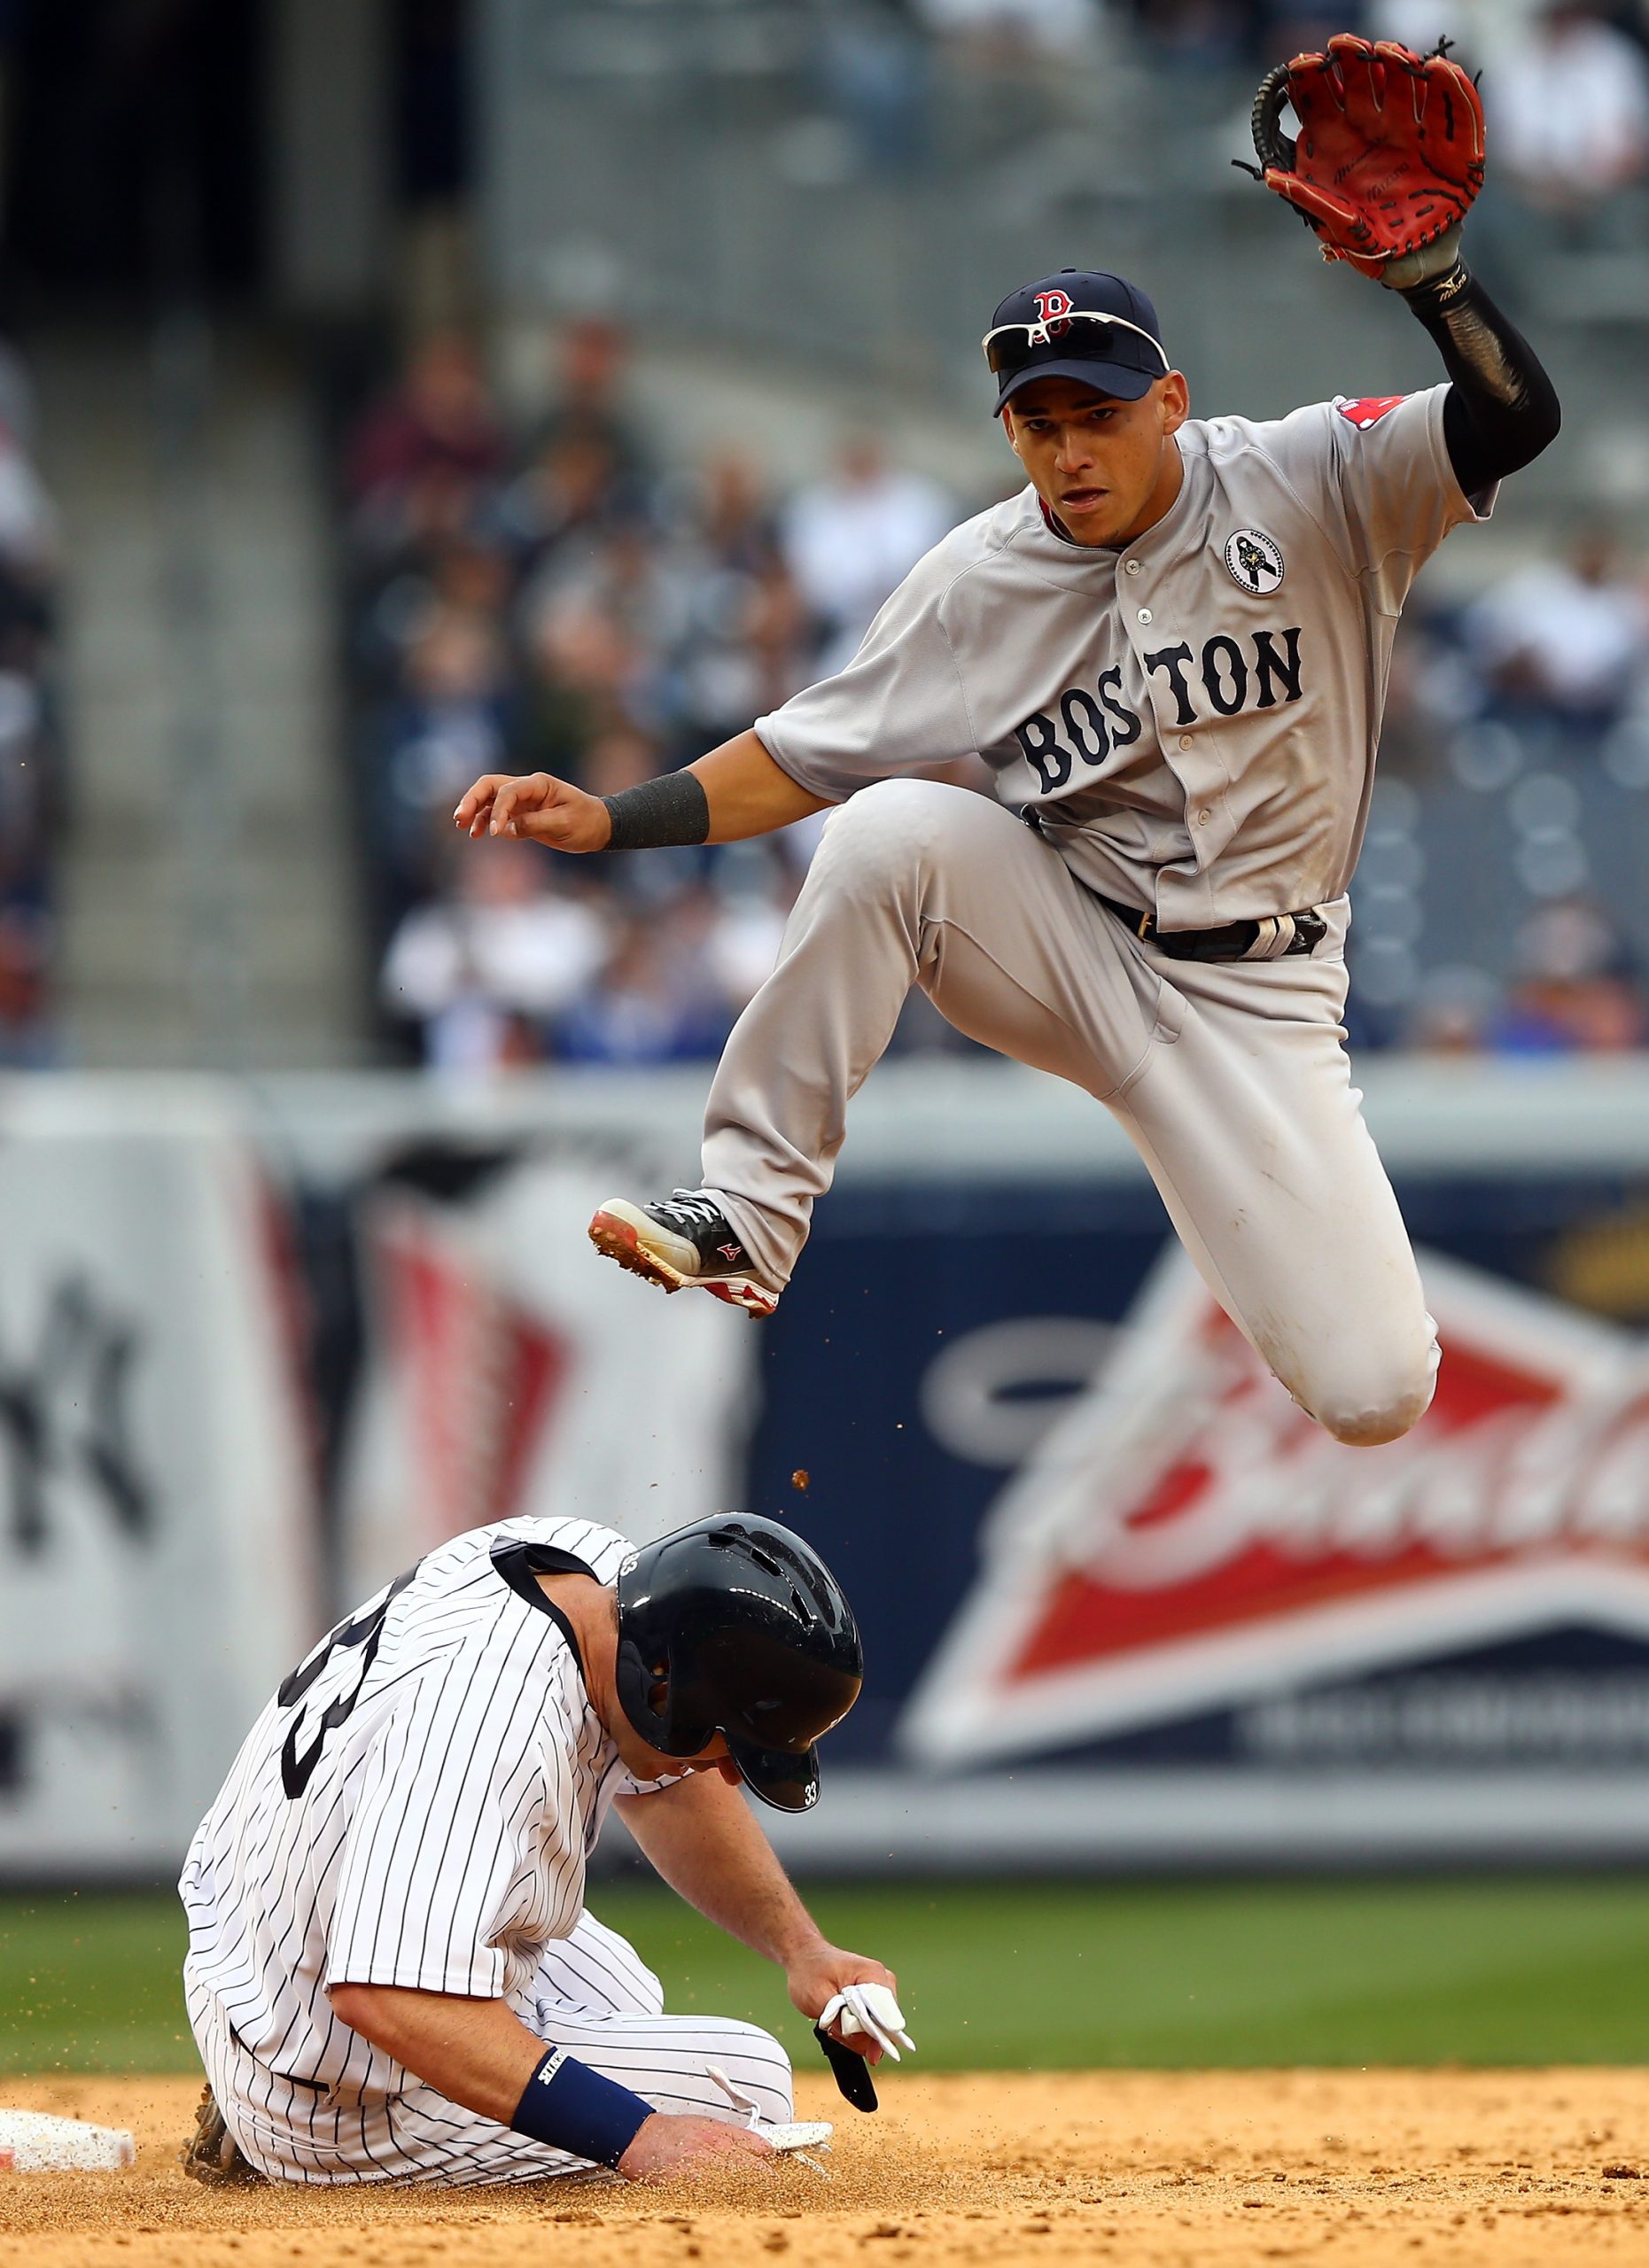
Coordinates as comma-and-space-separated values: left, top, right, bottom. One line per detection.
0, 1096, 319, 1876
337, 1149, 758, 1601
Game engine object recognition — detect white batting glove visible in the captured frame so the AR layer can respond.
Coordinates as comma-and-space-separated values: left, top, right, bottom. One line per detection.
816, 1982, 916, 2062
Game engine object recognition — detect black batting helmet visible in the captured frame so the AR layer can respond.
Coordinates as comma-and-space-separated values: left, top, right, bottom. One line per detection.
614, 1515, 862, 1813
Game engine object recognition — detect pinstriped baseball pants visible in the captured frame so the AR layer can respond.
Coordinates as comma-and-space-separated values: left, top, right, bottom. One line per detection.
703, 779, 1438, 1448
188, 1909, 792, 2186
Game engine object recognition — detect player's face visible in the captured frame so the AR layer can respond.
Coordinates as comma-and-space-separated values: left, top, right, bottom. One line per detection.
1004, 373, 1190, 548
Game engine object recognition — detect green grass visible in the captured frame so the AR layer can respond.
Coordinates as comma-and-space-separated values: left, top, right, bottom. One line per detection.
0, 1891, 196, 2074
3, 1878, 1646, 2076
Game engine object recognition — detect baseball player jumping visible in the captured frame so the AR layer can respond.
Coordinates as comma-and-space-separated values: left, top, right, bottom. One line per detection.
455, 38, 1557, 1448
180, 1514, 907, 2186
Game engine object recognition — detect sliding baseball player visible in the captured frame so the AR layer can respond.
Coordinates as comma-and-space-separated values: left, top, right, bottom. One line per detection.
180, 1514, 910, 2186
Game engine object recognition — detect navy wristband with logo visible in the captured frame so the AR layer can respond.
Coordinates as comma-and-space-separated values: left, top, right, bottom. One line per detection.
509, 2046, 653, 2167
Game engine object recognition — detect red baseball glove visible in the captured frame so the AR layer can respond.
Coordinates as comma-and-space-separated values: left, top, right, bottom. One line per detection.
1248, 34, 1486, 282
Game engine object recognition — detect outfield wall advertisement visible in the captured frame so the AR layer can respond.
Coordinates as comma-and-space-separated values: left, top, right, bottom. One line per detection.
0, 1091, 318, 1877
4, 1064, 1649, 1875
336, 1161, 755, 1604
0, 1078, 756, 1881
749, 1176, 1649, 1868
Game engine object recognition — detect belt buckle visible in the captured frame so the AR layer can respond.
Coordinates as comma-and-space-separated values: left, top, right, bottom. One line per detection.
1289, 909, 1328, 956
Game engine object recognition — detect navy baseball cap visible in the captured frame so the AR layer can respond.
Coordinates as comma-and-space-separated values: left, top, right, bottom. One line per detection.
984, 270, 1170, 415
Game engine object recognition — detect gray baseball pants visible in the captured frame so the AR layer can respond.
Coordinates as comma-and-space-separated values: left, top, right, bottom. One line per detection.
704, 780, 1437, 1447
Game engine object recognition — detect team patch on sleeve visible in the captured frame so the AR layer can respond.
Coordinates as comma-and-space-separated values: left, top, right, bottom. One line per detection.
1335, 394, 1408, 431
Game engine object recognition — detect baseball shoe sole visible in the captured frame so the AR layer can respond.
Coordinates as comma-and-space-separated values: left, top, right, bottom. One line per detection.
179, 2085, 263, 2187
588, 1197, 779, 1319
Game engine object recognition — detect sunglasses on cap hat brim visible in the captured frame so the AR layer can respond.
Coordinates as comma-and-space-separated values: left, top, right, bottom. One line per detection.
984, 313, 1171, 415
982, 309, 1170, 376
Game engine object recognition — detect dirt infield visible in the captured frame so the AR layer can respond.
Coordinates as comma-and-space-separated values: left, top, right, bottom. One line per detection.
2, 2070, 1647, 2266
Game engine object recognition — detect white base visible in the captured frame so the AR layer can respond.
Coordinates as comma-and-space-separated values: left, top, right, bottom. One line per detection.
0, 2109, 136, 2172
764, 2120, 835, 2154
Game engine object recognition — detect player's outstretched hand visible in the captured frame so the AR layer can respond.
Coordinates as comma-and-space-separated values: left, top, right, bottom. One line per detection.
617, 2112, 776, 2182
452, 771, 613, 853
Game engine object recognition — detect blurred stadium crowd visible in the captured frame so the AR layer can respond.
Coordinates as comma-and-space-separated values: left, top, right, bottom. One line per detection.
725, 0, 1649, 85
342, 318, 958, 1071
795, 0, 1649, 304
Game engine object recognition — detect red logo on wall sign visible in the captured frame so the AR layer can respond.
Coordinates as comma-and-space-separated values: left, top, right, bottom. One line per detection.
1336, 393, 1407, 431
898, 1249, 1649, 1767
374, 1199, 571, 1540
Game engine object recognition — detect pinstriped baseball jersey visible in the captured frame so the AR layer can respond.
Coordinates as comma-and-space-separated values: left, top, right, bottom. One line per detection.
754, 384, 1492, 928
181, 1517, 665, 2109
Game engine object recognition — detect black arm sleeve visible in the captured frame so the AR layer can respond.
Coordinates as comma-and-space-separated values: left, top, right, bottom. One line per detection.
1398, 262, 1561, 496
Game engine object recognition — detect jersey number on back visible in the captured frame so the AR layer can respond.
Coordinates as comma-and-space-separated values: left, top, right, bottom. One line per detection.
277, 1564, 422, 1799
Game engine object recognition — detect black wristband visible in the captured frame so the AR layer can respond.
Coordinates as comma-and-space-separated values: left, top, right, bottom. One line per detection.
509, 2045, 652, 2167
1396, 257, 1472, 317
601, 768, 711, 851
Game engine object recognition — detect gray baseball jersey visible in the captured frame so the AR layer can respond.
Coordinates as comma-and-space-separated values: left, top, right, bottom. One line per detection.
754, 384, 1490, 927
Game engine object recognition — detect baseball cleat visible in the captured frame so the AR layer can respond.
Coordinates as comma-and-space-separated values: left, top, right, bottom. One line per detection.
587, 1190, 779, 1318
179, 2085, 262, 2187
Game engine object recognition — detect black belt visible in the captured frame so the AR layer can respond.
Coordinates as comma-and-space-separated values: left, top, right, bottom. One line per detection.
1093, 891, 1328, 963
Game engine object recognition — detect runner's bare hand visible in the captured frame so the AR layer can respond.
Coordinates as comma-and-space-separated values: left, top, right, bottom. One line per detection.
617, 2113, 775, 2182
